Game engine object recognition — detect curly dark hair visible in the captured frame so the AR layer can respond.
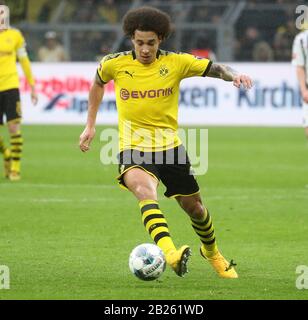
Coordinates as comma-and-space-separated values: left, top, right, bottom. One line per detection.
122, 6, 172, 40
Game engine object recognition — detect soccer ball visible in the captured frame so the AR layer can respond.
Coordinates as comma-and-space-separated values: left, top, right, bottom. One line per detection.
129, 243, 166, 281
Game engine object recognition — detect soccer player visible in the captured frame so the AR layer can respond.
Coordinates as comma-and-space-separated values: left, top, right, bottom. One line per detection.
292, 25, 308, 139
0, 5, 38, 180
79, 7, 253, 278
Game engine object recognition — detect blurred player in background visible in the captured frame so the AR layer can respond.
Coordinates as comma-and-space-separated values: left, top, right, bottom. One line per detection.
0, 5, 38, 181
292, 23, 308, 139
79, 7, 252, 278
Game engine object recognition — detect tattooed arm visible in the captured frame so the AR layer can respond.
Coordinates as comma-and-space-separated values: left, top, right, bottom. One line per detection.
207, 63, 253, 89
207, 63, 238, 81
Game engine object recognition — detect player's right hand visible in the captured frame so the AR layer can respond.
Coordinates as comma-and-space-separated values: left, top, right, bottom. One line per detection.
79, 126, 96, 152
31, 91, 38, 106
302, 90, 308, 103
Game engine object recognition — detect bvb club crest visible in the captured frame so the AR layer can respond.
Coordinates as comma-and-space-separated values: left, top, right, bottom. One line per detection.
159, 65, 169, 77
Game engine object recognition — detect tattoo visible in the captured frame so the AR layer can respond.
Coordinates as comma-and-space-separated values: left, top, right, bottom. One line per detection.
207, 63, 238, 81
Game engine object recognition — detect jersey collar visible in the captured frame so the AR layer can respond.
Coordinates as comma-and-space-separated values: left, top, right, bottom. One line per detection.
132, 49, 161, 60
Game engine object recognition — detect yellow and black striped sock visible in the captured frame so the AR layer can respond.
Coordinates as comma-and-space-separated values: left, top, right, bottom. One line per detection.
0, 135, 5, 153
139, 199, 176, 256
10, 131, 23, 173
191, 208, 218, 257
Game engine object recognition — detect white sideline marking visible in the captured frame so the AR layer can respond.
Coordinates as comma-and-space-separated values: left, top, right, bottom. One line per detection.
31, 198, 116, 203
201, 187, 308, 192
0, 197, 120, 203
204, 195, 308, 201
1, 193, 306, 204
0, 183, 116, 189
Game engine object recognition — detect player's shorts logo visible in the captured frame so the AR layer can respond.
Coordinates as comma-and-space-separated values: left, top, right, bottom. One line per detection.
120, 88, 130, 100
16, 101, 22, 117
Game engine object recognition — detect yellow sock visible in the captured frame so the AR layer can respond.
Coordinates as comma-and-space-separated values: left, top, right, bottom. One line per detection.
0, 135, 5, 153
139, 199, 176, 256
191, 208, 218, 257
10, 131, 23, 173
4, 148, 11, 160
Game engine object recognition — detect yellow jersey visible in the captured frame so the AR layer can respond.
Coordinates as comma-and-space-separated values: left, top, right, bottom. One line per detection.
0, 28, 27, 91
97, 50, 212, 152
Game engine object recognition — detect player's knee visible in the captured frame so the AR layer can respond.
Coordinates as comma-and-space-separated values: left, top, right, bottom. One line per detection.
8, 123, 20, 135
182, 200, 204, 220
124, 168, 158, 200
133, 184, 156, 200
191, 201, 205, 220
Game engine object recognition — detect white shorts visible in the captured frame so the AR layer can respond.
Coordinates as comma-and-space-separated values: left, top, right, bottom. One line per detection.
303, 101, 308, 127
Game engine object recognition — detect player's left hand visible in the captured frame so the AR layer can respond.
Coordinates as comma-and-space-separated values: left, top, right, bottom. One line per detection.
233, 74, 253, 90
31, 89, 38, 105
302, 89, 308, 103
79, 126, 96, 153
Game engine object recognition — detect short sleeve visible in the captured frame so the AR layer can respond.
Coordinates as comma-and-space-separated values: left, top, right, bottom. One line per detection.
15, 30, 26, 51
292, 35, 305, 67
96, 54, 116, 84
177, 53, 212, 79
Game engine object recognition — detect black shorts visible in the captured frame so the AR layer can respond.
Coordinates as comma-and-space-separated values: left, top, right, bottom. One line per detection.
117, 145, 200, 198
0, 88, 22, 125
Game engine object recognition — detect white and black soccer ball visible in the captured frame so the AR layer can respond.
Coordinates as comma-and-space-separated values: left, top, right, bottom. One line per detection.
129, 243, 166, 281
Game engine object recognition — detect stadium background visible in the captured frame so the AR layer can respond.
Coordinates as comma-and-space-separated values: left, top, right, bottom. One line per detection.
0, 0, 308, 301
3, 0, 304, 126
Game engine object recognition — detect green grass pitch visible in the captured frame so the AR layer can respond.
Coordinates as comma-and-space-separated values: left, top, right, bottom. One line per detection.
0, 125, 307, 300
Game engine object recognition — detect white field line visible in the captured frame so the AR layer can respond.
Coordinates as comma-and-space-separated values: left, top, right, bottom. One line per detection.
0, 183, 307, 192
31, 197, 118, 203
0, 194, 307, 204
212, 163, 308, 171
0, 183, 116, 189
0, 197, 122, 203
200, 187, 308, 193
0, 184, 307, 203
202, 195, 308, 201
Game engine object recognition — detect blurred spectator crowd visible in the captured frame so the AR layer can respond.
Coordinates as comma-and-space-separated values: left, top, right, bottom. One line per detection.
1, 0, 305, 62
234, 0, 302, 62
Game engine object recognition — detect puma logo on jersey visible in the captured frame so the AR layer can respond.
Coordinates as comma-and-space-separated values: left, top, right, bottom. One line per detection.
125, 70, 134, 78
119, 70, 134, 78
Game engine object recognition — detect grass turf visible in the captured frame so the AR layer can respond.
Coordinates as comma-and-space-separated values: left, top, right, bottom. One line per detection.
0, 125, 307, 300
